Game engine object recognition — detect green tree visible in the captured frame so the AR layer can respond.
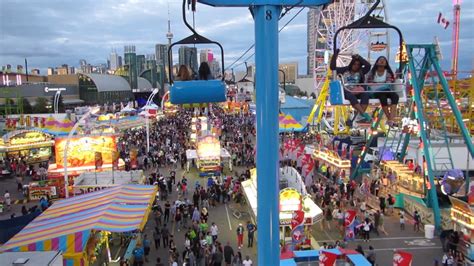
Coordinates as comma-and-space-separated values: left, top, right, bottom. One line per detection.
310, 92, 317, 99
57, 94, 65, 113
20, 98, 33, 114
33, 97, 50, 113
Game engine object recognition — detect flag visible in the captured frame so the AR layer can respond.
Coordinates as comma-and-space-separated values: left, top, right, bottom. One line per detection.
349, 145, 354, 159
437, 12, 450, 29
333, 140, 340, 153
291, 210, 305, 229
95, 152, 103, 170
393, 250, 413, 266
319, 251, 338, 266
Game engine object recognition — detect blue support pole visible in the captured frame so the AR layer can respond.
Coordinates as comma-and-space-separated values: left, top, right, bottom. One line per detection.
255, 5, 281, 265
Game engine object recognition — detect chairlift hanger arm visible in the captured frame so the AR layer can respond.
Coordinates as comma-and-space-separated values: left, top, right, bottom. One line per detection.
168, 0, 225, 83
332, 0, 404, 73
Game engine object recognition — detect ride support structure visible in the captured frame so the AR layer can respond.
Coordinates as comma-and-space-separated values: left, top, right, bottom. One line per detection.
198, 1, 332, 265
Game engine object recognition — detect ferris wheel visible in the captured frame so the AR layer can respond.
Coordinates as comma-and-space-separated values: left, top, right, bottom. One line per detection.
311, 0, 390, 92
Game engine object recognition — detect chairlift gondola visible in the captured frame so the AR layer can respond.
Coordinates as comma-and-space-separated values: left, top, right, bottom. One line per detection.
370, 41, 387, 52
167, 0, 227, 105
329, 0, 407, 106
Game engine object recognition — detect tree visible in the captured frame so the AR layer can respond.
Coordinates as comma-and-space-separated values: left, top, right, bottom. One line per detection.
20, 98, 33, 114
57, 94, 65, 113
33, 97, 50, 114
310, 92, 317, 99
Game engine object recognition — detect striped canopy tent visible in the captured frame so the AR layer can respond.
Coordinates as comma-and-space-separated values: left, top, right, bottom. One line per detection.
0, 185, 156, 266
279, 113, 304, 133
36, 116, 75, 136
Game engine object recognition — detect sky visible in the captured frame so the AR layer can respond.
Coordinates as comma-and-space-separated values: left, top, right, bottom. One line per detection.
0, 0, 473, 76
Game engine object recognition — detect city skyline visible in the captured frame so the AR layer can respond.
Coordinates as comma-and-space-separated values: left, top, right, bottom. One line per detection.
1, 1, 473, 76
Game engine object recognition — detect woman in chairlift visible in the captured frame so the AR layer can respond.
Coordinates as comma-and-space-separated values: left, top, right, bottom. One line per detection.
198, 62, 214, 80
330, 49, 372, 123
367, 56, 399, 127
176, 65, 193, 81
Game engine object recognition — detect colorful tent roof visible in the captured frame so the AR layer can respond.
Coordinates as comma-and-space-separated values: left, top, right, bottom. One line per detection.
279, 113, 304, 132
35, 116, 75, 136
0, 185, 156, 253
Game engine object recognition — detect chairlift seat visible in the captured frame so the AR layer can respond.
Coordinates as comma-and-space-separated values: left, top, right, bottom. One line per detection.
329, 79, 407, 105
170, 80, 227, 104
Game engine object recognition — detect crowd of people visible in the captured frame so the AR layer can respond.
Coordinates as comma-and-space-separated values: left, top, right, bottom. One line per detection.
117, 104, 257, 266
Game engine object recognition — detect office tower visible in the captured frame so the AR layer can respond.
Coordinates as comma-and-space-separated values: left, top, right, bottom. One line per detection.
124, 45, 138, 90
109, 50, 119, 71
178, 46, 198, 75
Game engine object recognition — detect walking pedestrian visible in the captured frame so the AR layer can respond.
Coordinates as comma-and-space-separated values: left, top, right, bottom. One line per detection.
246, 221, 256, 248
153, 227, 161, 249
413, 211, 421, 232
211, 222, 219, 242
399, 212, 405, 230
224, 242, 235, 266
164, 201, 171, 223
236, 223, 244, 249
366, 246, 376, 265
362, 218, 372, 242
162, 224, 169, 247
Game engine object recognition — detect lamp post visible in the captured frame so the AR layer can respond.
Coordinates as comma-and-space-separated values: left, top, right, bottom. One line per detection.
63, 106, 100, 198
145, 88, 159, 153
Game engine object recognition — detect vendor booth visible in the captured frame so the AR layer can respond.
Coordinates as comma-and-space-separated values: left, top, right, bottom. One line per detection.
449, 196, 474, 263
381, 160, 426, 197
186, 148, 232, 173
242, 167, 323, 250
0, 185, 157, 266
195, 135, 221, 173
0, 130, 54, 163
72, 170, 145, 195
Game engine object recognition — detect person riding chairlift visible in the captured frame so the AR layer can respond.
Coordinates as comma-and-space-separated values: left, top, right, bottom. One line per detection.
330, 49, 372, 123
366, 56, 399, 127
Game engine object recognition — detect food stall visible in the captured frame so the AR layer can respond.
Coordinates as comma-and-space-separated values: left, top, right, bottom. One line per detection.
0, 130, 54, 163
0, 185, 157, 266
449, 196, 474, 263
72, 170, 145, 196
242, 167, 323, 250
196, 135, 221, 173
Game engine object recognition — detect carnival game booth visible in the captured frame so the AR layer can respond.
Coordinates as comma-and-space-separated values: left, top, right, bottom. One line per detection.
242, 167, 323, 250
72, 170, 145, 196
0, 130, 54, 163
47, 135, 125, 197
313, 147, 351, 181
0, 185, 157, 266
381, 160, 425, 197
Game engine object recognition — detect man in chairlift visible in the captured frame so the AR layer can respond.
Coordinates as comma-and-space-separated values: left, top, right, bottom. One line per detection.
330, 49, 372, 124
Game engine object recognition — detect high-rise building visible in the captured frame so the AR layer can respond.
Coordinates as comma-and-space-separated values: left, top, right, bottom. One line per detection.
146, 54, 158, 88
210, 60, 221, 78
279, 62, 298, 84
31, 69, 40, 75
124, 45, 138, 90
179, 46, 198, 75
118, 56, 123, 68
307, 9, 319, 76
69, 67, 75, 74
137, 54, 146, 75
199, 49, 214, 64
155, 44, 170, 83
109, 50, 119, 71
47, 67, 55, 75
